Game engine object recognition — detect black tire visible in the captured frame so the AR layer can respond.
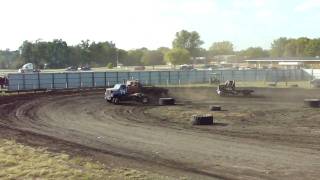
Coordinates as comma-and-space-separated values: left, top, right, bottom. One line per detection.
191, 115, 214, 125
141, 97, 149, 104
106, 99, 112, 103
158, 98, 175, 105
304, 99, 320, 108
113, 97, 120, 105
209, 105, 221, 111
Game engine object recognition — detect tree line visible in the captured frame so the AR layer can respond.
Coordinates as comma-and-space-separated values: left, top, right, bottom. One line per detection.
1, 30, 320, 69
0, 40, 169, 69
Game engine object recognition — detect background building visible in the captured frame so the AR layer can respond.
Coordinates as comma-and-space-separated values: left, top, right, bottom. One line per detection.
245, 57, 320, 69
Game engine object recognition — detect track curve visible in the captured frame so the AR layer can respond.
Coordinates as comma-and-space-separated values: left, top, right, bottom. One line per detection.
1, 88, 320, 179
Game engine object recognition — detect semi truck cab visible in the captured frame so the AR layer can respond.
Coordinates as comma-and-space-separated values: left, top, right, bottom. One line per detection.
104, 82, 148, 104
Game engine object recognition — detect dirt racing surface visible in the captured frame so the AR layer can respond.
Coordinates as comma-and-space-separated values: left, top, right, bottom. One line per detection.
1, 87, 320, 180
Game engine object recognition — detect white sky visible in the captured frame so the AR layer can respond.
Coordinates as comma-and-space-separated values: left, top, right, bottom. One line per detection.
1, 0, 320, 51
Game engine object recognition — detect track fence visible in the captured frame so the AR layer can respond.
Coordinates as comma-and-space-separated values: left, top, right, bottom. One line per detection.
6, 69, 311, 92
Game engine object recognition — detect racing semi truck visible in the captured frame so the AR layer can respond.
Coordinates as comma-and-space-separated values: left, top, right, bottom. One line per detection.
104, 80, 168, 105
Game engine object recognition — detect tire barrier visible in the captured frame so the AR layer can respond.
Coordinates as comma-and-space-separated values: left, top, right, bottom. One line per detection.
209, 105, 221, 111
304, 99, 320, 108
159, 98, 175, 105
191, 115, 214, 125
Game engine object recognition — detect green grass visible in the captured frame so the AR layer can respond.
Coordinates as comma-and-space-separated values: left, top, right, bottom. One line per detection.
0, 139, 175, 180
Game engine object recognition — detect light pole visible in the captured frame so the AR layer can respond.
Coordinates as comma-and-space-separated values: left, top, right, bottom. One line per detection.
116, 49, 119, 68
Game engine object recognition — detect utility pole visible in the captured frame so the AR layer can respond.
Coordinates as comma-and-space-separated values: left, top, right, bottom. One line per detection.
116, 50, 119, 68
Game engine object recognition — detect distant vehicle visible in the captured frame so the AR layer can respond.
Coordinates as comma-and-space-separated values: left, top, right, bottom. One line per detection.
202, 64, 218, 70
238, 67, 253, 70
217, 80, 254, 96
134, 66, 145, 71
180, 64, 194, 71
78, 66, 91, 71
310, 79, 320, 88
18, 63, 41, 73
65, 66, 78, 71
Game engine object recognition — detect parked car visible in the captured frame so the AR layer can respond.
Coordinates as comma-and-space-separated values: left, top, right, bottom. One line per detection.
65, 66, 78, 71
201, 64, 218, 70
134, 66, 145, 71
180, 64, 195, 71
18, 63, 41, 73
78, 66, 91, 71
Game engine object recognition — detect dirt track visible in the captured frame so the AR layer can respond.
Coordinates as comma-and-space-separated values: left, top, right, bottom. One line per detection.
1, 87, 320, 179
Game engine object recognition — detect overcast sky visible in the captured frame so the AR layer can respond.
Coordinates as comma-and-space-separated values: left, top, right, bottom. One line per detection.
1, 0, 320, 51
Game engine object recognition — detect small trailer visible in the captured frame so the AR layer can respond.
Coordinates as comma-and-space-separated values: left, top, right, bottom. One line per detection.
216, 80, 254, 96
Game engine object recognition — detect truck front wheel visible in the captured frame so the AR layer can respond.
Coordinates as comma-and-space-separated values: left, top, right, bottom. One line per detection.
141, 97, 149, 104
113, 97, 120, 105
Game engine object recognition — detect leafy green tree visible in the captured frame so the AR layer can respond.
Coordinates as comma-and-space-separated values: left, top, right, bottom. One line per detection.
77, 40, 91, 66
47, 39, 69, 68
107, 62, 113, 69
198, 48, 208, 57
121, 48, 146, 66
172, 30, 203, 58
284, 39, 297, 57
0, 49, 20, 69
304, 39, 320, 57
270, 37, 288, 57
239, 47, 269, 59
295, 37, 310, 57
89, 41, 117, 66
68, 46, 82, 66
164, 48, 191, 67
32, 40, 51, 68
209, 41, 234, 56
141, 50, 164, 69
19, 39, 70, 68
157, 47, 170, 55
20, 41, 34, 64
271, 37, 314, 57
